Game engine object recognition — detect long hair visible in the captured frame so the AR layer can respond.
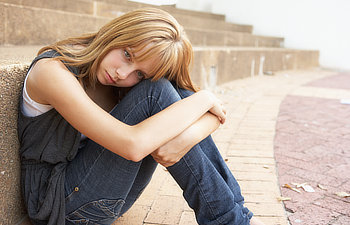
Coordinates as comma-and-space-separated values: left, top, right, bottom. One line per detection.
38, 8, 197, 92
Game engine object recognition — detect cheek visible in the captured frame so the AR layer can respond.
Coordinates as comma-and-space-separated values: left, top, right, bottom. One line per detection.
96, 68, 104, 83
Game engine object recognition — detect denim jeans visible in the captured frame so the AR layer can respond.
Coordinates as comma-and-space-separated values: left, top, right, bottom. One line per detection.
64, 78, 253, 225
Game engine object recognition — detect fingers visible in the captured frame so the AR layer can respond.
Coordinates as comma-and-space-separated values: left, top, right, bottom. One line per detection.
212, 100, 227, 124
153, 157, 178, 167
219, 103, 227, 124
206, 90, 227, 124
151, 151, 180, 167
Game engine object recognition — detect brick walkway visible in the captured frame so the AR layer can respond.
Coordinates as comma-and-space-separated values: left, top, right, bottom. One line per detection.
275, 73, 350, 225
112, 68, 348, 225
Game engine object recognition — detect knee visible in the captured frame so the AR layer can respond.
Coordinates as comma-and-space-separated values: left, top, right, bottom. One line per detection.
139, 78, 195, 100
138, 77, 172, 90
173, 85, 194, 99
134, 78, 180, 100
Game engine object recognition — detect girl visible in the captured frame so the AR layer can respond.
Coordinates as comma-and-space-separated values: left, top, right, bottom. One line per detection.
18, 7, 264, 225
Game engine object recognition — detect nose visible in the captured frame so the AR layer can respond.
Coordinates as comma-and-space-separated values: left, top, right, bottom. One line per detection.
116, 65, 134, 80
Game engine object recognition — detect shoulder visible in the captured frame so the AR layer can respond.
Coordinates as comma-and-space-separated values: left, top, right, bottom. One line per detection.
27, 58, 81, 105
31, 57, 69, 78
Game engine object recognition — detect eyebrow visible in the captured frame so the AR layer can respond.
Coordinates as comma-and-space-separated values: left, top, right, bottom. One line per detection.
128, 47, 136, 58
128, 47, 155, 78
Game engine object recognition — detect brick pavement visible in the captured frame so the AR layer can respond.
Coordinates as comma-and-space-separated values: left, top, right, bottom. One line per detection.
275, 72, 350, 225
112, 68, 348, 225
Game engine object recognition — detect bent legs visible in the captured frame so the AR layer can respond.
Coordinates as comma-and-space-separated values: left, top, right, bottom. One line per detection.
65, 79, 252, 224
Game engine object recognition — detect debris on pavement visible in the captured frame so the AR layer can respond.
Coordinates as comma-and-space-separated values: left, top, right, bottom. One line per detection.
335, 192, 350, 198
283, 184, 301, 193
340, 99, 350, 105
291, 183, 315, 193
317, 184, 327, 190
301, 184, 315, 193
277, 196, 291, 202
283, 183, 317, 193
301, 185, 315, 193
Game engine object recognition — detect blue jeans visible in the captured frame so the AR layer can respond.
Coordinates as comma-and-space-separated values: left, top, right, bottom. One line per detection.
64, 78, 253, 225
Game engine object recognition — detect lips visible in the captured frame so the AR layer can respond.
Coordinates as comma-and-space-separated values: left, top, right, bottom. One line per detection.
105, 71, 116, 84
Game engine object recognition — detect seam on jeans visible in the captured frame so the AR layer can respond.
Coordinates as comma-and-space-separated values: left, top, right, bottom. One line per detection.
182, 155, 223, 225
66, 199, 125, 223
65, 147, 106, 201
123, 96, 162, 121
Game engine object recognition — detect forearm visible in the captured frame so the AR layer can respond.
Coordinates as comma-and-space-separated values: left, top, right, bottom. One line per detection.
180, 112, 220, 150
151, 112, 220, 167
133, 90, 215, 153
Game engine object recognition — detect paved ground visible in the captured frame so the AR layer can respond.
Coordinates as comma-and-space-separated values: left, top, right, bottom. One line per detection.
275, 73, 350, 225
111, 68, 350, 225
19, 68, 350, 225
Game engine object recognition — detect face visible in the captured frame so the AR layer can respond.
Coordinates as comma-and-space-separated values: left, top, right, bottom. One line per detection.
97, 47, 158, 87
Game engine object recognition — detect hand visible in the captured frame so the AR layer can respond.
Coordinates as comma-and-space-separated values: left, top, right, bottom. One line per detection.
151, 132, 192, 167
209, 98, 226, 124
201, 90, 227, 124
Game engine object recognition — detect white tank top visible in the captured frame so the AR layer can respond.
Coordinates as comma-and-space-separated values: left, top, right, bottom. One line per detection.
22, 67, 53, 117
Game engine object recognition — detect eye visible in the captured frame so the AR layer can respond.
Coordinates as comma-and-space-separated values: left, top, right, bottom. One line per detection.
124, 49, 131, 60
137, 71, 145, 80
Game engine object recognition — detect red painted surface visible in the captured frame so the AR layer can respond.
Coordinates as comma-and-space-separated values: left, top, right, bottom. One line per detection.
274, 73, 350, 225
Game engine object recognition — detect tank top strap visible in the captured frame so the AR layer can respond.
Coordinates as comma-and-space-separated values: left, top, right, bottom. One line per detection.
29, 50, 80, 76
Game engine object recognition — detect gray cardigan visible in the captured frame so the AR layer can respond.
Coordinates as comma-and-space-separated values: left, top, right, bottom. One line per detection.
17, 51, 81, 225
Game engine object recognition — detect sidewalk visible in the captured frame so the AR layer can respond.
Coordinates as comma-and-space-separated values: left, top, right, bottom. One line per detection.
275, 72, 350, 225
112, 68, 349, 225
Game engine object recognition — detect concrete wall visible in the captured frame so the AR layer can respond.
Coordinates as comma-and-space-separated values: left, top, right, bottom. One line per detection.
129, 0, 178, 6
175, 0, 350, 71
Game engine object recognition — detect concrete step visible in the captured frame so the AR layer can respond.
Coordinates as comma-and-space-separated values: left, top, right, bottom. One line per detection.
86, 1, 253, 33
90, 0, 252, 32
187, 28, 284, 47
0, 0, 252, 33
0, 0, 93, 15
94, 0, 227, 21
192, 46, 319, 88
0, 46, 41, 65
0, 0, 226, 21
0, 2, 110, 45
0, 3, 280, 47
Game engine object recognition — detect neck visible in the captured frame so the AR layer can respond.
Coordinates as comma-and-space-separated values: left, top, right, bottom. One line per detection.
84, 80, 117, 112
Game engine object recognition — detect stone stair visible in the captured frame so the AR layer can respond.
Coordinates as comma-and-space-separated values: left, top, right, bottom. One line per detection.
1, 1, 281, 47
0, 0, 318, 85
0, 0, 319, 224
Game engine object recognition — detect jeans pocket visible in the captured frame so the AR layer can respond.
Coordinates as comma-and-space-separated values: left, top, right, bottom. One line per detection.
66, 199, 125, 224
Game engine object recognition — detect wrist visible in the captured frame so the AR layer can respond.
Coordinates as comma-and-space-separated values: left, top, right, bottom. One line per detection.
197, 90, 215, 110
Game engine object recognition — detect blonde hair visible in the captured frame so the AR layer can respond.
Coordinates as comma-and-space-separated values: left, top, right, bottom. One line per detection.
38, 8, 197, 92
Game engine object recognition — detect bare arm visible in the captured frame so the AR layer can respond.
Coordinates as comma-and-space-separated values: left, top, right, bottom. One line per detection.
27, 59, 225, 162
151, 112, 221, 167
